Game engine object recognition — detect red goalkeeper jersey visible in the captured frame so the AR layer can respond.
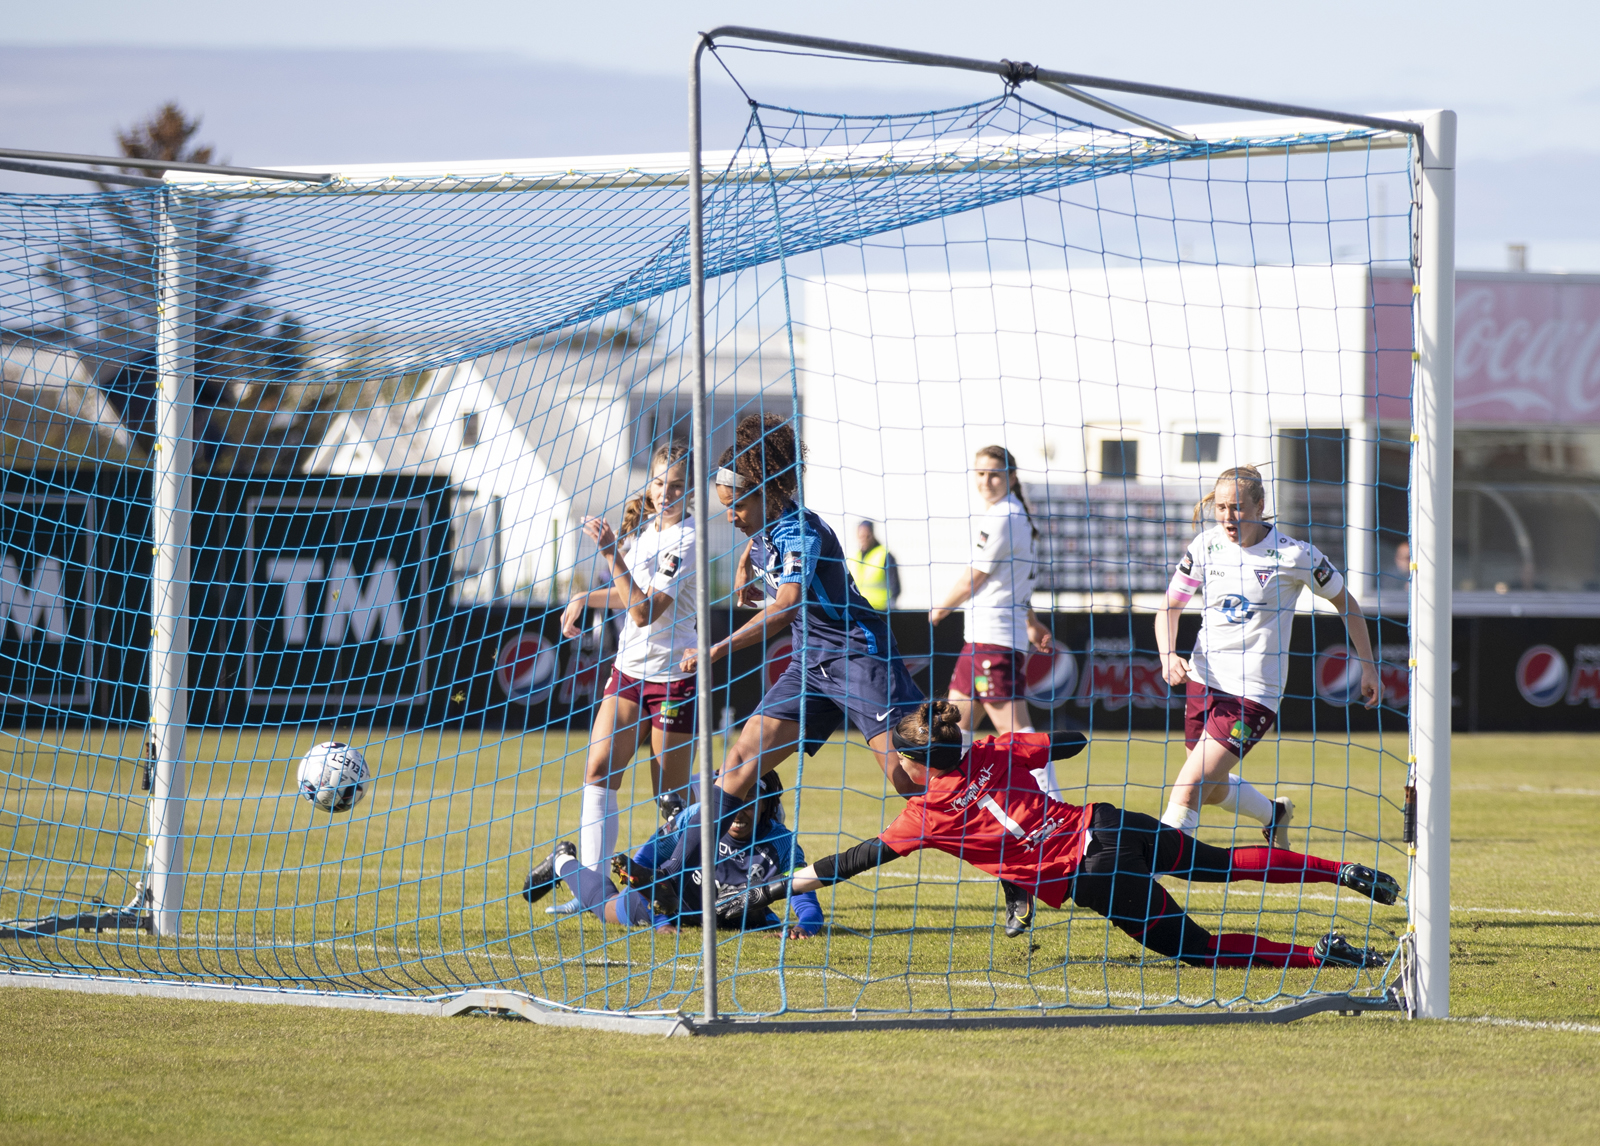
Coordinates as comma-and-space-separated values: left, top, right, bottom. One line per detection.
877, 733, 1093, 908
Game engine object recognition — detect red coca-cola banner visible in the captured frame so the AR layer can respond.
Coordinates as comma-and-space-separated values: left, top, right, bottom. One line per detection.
1371, 270, 1600, 424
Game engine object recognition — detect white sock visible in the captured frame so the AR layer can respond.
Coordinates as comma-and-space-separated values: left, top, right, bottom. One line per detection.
1216, 776, 1275, 826
1161, 801, 1201, 833
579, 784, 619, 870
556, 851, 651, 925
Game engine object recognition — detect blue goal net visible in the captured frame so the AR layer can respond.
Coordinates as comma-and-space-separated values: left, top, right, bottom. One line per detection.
0, 73, 1423, 1024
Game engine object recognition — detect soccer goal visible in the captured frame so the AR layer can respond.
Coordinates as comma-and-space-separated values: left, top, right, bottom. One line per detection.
0, 26, 1452, 1031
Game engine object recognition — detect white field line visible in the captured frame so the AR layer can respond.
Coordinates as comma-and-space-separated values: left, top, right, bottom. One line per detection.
1445, 1016, 1600, 1035
1454, 785, 1600, 797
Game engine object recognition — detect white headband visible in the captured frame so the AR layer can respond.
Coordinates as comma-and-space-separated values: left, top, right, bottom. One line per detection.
714, 466, 750, 490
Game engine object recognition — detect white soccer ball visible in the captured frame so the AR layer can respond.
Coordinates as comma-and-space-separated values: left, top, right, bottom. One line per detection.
296, 741, 370, 813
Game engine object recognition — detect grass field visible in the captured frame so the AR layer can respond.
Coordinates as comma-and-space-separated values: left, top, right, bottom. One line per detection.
3, 731, 1598, 1143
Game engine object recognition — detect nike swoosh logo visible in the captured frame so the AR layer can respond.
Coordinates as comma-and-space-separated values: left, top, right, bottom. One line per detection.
875, 710, 892, 720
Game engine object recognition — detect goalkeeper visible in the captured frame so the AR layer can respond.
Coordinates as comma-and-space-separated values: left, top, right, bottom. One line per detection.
719, 702, 1398, 968
524, 770, 822, 936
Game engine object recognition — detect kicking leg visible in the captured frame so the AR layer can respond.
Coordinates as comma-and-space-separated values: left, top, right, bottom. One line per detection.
1161, 734, 1273, 833
581, 694, 644, 872
1152, 819, 1401, 905
651, 727, 693, 804
554, 849, 653, 925
655, 716, 799, 878
1070, 868, 1322, 969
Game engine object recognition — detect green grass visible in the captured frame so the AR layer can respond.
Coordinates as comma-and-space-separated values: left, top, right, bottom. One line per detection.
3, 732, 1599, 1143
3, 725, 1417, 1014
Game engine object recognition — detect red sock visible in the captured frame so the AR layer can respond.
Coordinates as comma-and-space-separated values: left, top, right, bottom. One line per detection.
1227, 847, 1340, 884
1208, 932, 1319, 968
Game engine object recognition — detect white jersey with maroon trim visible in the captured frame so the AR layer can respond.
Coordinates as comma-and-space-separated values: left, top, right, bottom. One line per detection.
1168, 524, 1344, 710
965, 494, 1036, 650
613, 515, 697, 682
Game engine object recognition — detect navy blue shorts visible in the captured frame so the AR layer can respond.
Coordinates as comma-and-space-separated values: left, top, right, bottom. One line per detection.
756, 655, 925, 754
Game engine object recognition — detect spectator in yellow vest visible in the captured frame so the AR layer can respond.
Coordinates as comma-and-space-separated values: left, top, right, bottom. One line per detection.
849, 521, 900, 611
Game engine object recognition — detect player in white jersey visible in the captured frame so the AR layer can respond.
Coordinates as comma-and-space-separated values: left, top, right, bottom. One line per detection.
927, 444, 1060, 937
1155, 465, 1379, 846
929, 446, 1055, 738
523, 442, 697, 910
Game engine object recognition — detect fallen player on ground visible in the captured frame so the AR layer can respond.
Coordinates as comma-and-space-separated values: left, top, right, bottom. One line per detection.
718, 701, 1399, 968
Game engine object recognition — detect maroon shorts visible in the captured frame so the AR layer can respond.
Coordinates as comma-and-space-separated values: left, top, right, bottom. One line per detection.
602, 669, 696, 733
1184, 681, 1276, 757
948, 643, 1023, 703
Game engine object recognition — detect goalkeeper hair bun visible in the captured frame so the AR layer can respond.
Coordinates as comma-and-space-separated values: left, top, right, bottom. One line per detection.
926, 701, 964, 745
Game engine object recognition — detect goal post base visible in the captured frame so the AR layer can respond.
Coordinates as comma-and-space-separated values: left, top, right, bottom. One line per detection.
1, 968, 1402, 1035
681, 990, 1405, 1035
0, 972, 691, 1037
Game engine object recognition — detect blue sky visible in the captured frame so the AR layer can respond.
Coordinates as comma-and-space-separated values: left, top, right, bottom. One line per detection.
5, 1, 1598, 269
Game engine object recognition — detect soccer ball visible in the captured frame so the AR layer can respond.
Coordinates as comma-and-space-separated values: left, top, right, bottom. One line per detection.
296, 741, 370, 813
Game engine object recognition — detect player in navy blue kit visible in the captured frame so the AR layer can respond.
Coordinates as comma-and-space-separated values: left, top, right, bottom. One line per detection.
660, 414, 925, 881
616, 771, 823, 935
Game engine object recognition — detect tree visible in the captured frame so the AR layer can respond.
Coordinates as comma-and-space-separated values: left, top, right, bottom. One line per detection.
41, 103, 329, 473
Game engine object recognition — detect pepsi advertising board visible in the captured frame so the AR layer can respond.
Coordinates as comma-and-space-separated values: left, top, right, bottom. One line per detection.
1457, 617, 1600, 731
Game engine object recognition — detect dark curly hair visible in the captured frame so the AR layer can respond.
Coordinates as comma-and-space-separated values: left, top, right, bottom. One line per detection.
729, 413, 804, 501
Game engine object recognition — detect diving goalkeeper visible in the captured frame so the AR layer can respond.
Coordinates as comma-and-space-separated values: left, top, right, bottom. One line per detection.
718, 701, 1399, 969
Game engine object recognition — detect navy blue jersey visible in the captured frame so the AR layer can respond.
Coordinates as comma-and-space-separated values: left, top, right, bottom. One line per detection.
749, 504, 898, 666
635, 806, 823, 934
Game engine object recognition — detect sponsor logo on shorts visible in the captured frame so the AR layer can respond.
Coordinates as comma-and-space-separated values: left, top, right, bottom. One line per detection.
660, 700, 680, 718
1254, 568, 1273, 587
1516, 645, 1569, 707
1228, 719, 1250, 743
974, 673, 990, 695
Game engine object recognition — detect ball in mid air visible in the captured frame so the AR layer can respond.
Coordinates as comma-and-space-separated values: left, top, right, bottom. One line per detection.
297, 741, 370, 813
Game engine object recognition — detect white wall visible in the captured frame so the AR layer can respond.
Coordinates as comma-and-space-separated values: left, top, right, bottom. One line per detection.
800, 265, 1372, 607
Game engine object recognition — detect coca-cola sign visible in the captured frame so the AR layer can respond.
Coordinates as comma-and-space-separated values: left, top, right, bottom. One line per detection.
1372, 271, 1600, 424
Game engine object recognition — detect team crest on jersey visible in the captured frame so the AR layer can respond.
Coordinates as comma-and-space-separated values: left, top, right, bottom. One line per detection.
1254, 568, 1273, 587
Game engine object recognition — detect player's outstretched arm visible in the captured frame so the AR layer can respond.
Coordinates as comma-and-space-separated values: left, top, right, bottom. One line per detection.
1049, 727, 1088, 761
715, 837, 898, 924
679, 581, 802, 674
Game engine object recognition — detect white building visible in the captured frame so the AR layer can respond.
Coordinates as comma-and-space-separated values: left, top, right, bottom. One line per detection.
800, 265, 1376, 610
